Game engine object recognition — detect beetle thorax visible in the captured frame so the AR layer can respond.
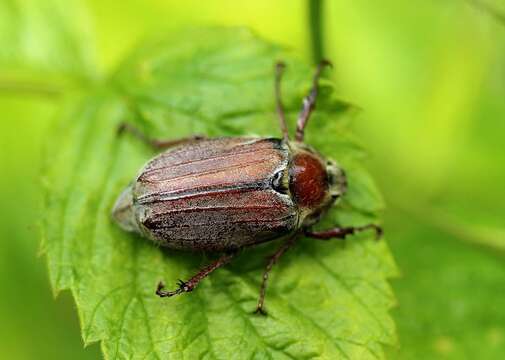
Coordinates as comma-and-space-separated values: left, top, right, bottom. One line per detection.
289, 152, 328, 208
288, 143, 347, 227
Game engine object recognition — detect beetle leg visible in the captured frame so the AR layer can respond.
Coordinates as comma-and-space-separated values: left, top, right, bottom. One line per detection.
274, 61, 290, 141
156, 252, 236, 298
117, 122, 206, 150
304, 224, 383, 240
254, 235, 298, 315
295, 60, 332, 142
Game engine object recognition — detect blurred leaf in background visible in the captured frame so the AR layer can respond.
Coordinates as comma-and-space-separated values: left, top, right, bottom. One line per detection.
0, 0, 99, 90
0, 0, 101, 359
1, 0, 505, 359
324, 0, 505, 358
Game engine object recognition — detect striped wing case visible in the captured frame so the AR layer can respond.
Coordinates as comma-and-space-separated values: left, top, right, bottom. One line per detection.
132, 137, 298, 251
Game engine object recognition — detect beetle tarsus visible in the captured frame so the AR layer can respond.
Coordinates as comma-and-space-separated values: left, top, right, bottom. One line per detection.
351, 223, 383, 240
359, 223, 383, 240
156, 280, 192, 297
305, 223, 383, 241
177, 279, 193, 292
156, 252, 236, 299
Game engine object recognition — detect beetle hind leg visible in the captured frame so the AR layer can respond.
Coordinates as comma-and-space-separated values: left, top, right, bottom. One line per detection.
156, 252, 236, 298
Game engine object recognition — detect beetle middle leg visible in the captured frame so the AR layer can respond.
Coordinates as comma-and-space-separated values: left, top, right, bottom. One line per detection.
156, 252, 236, 297
117, 122, 206, 150
295, 60, 332, 142
254, 235, 298, 315
304, 224, 383, 241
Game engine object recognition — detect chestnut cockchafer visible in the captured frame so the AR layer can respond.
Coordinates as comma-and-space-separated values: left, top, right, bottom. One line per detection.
112, 60, 382, 315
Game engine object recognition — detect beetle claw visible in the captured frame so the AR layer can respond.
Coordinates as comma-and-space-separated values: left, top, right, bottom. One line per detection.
355, 224, 383, 240
156, 280, 185, 297
373, 225, 383, 240
366, 224, 383, 240
155, 281, 168, 297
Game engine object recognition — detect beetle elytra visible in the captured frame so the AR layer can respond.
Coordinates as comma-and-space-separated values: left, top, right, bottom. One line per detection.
112, 61, 381, 314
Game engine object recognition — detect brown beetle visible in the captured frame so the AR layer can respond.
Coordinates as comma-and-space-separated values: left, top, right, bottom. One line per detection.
112, 61, 381, 314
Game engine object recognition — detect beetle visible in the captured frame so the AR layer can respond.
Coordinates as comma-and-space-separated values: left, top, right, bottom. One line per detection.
112, 60, 381, 314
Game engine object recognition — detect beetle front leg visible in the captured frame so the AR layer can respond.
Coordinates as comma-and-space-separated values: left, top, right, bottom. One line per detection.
156, 252, 236, 297
254, 235, 297, 315
118, 122, 206, 150
304, 224, 383, 240
295, 60, 332, 142
274, 61, 290, 141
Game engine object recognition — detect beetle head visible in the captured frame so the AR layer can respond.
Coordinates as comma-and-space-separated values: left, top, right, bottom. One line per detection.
288, 142, 347, 227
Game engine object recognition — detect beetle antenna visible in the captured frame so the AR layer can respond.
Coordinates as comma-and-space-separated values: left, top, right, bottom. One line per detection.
295, 60, 332, 142
275, 61, 290, 141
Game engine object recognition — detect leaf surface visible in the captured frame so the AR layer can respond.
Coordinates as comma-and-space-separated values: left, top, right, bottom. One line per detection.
43, 28, 398, 359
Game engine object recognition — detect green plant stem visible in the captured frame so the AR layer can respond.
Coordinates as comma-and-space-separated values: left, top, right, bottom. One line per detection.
308, 0, 324, 63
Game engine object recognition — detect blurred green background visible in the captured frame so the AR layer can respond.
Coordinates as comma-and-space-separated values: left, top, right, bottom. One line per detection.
1, 0, 504, 359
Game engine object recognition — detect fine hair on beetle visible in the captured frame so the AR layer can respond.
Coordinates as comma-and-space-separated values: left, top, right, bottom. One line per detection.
112, 60, 382, 315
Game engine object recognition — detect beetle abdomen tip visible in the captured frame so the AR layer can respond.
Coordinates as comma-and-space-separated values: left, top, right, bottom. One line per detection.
112, 185, 139, 233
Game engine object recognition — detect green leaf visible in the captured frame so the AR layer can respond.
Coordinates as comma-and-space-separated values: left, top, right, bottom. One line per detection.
43, 28, 398, 359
